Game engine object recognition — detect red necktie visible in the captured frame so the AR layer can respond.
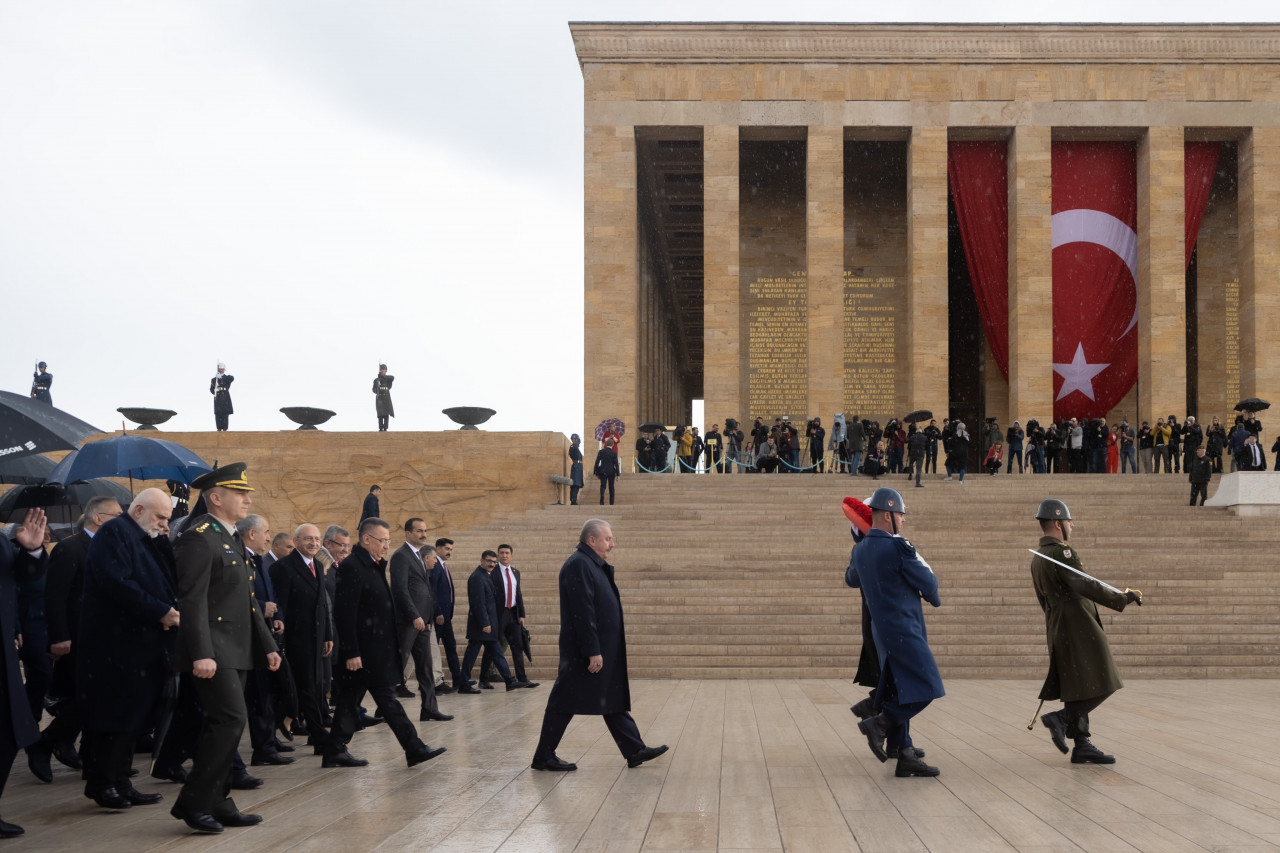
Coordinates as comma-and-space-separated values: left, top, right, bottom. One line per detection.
505, 567, 515, 608
307, 559, 316, 578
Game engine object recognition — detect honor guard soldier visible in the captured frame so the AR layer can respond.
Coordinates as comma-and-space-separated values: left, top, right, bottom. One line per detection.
1031, 498, 1143, 765
373, 364, 395, 431
210, 363, 234, 431
171, 463, 280, 834
30, 362, 52, 404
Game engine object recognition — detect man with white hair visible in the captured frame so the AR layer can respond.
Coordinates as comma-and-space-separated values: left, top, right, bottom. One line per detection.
76, 488, 178, 810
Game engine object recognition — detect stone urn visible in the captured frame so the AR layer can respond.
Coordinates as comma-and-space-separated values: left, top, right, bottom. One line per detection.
280, 407, 336, 430
442, 407, 496, 430
117, 407, 177, 430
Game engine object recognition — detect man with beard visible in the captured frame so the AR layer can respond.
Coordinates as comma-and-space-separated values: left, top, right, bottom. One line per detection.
76, 489, 176, 810
171, 464, 280, 833
330, 518, 445, 767
456, 551, 517, 693
1032, 499, 1143, 765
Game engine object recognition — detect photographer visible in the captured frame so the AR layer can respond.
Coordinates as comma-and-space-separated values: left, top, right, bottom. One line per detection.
807, 417, 826, 473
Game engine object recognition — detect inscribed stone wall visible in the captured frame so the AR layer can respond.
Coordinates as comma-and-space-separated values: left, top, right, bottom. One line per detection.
1197, 147, 1241, 423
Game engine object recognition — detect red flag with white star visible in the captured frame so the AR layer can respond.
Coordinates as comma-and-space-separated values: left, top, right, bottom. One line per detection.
1051, 142, 1137, 422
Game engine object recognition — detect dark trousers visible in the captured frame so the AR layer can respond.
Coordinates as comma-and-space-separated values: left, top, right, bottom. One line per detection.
1191, 482, 1209, 505
599, 476, 616, 505
879, 665, 931, 753
1070, 448, 1086, 473
482, 609, 527, 683
42, 653, 81, 748
1006, 445, 1024, 473
215, 412, 229, 431
533, 709, 645, 762
83, 730, 135, 793
1062, 692, 1112, 739
461, 638, 512, 686
177, 668, 248, 817
569, 485, 581, 504
437, 619, 464, 687
286, 652, 335, 753
377, 415, 389, 431
908, 456, 923, 486
925, 445, 938, 474
1090, 447, 1106, 473
330, 673, 423, 756
245, 668, 276, 754
399, 626, 439, 714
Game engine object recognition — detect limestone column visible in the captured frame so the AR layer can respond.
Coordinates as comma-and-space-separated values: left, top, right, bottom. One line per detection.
1238, 128, 1280, 407
907, 126, 949, 418
583, 124, 638, 463
1007, 125, 1054, 422
703, 126, 741, 428
807, 125, 844, 422
1136, 127, 1186, 422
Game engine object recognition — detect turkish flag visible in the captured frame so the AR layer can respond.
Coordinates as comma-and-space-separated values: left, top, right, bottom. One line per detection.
1051, 142, 1137, 422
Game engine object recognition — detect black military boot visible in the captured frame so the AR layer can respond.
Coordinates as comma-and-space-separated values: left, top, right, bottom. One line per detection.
894, 749, 940, 778
850, 696, 876, 720
857, 713, 891, 762
1041, 710, 1069, 754
886, 746, 926, 760
1070, 737, 1115, 764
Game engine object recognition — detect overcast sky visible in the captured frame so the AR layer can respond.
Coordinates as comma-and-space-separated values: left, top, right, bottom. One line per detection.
1, 1, 1272, 438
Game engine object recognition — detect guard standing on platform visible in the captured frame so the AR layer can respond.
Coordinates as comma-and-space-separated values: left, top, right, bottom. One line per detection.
210, 363, 234, 431
30, 362, 52, 405
1031, 499, 1143, 765
847, 487, 944, 778
373, 365, 394, 431
171, 463, 280, 834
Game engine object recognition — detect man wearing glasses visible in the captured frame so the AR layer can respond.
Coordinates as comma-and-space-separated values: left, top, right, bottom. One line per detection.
330, 518, 445, 768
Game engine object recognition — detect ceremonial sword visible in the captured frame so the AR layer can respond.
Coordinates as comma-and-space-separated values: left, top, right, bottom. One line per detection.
1026, 548, 1128, 597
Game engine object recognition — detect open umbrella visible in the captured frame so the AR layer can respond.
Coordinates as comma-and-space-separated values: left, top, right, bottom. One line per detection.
47, 434, 211, 491
639, 421, 665, 432
0, 390, 102, 462
0, 452, 56, 485
0, 480, 133, 540
1234, 397, 1270, 412
903, 409, 933, 424
594, 418, 626, 442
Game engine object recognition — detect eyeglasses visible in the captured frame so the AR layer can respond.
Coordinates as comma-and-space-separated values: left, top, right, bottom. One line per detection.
371, 537, 392, 546
297, 536, 322, 543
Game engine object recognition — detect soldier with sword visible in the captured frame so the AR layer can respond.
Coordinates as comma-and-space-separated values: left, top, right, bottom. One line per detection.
1028, 498, 1144, 765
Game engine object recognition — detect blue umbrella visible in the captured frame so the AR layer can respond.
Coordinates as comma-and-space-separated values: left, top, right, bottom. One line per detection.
47, 434, 212, 488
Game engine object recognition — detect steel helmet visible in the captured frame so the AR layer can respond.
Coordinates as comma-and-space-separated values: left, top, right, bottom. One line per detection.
867, 487, 907, 514
1035, 498, 1072, 521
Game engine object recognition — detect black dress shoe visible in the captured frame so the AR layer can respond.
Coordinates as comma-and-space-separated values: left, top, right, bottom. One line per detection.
355, 715, 385, 730
478, 681, 494, 690
456, 685, 482, 694
505, 681, 520, 692
213, 809, 263, 827
170, 803, 223, 834
436, 683, 456, 695
0, 819, 24, 838
419, 710, 454, 722
121, 786, 164, 805
895, 750, 941, 778
90, 787, 132, 809
230, 773, 263, 790
152, 765, 187, 784
274, 742, 296, 753
531, 756, 577, 772
321, 751, 369, 768
27, 744, 53, 783
857, 714, 891, 763
251, 751, 295, 766
276, 721, 295, 741
1070, 738, 1116, 764
406, 745, 447, 767
1041, 711, 1070, 755
52, 741, 83, 770
627, 744, 669, 769
395, 684, 415, 698
517, 680, 540, 689
126, 767, 138, 777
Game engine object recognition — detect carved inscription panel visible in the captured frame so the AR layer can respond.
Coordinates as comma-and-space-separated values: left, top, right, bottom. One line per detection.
745, 272, 808, 419
844, 273, 899, 418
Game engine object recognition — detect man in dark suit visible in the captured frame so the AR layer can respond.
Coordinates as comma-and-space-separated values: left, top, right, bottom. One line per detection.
360, 486, 381, 525
594, 437, 621, 505
331, 518, 445, 767
236, 515, 294, 767
484, 544, 537, 689
261, 532, 293, 573
430, 538, 463, 692
270, 525, 358, 767
209, 363, 233, 431
171, 464, 280, 834
0, 509, 48, 838
76, 489, 176, 809
390, 520, 452, 722
29, 497, 121, 783
530, 520, 667, 772
457, 551, 516, 694
1236, 434, 1268, 471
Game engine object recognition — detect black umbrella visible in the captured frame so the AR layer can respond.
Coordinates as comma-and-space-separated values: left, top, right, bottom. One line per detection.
0, 390, 102, 461
520, 625, 533, 663
0, 452, 55, 485
0, 480, 132, 528
1234, 397, 1270, 412
904, 409, 933, 424
639, 422, 665, 432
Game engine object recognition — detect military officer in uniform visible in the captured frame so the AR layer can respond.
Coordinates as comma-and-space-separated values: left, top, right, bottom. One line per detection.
30, 362, 52, 404
373, 364, 394, 431
1031, 499, 1143, 765
847, 487, 944, 778
210, 363, 234, 431
171, 463, 280, 834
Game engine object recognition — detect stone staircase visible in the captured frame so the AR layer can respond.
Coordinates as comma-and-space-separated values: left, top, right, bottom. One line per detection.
446, 470, 1280, 681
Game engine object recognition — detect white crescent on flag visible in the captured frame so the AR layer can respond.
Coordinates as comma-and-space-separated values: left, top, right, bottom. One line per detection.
1051, 208, 1139, 335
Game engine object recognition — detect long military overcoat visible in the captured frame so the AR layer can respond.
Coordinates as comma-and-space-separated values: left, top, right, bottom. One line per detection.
1031, 536, 1129, 702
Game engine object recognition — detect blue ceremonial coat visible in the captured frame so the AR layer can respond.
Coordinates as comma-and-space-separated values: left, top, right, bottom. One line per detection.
846, 528, 944, 704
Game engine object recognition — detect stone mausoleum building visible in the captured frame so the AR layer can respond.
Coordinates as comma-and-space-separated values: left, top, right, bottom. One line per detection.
571, 23, 1280, 461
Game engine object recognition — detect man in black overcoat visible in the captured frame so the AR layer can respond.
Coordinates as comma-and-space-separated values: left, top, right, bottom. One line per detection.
171, 464, 280, 833
0, 509, 47, 838
530, 519, 667, 772
456, 551, 516, 692
373, 365, 394, 431
389, 520, 451, 722
209, 363, 233, 431
29, 497, 121, 782
331, 518, 444, 767
76, 490, 176, 809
